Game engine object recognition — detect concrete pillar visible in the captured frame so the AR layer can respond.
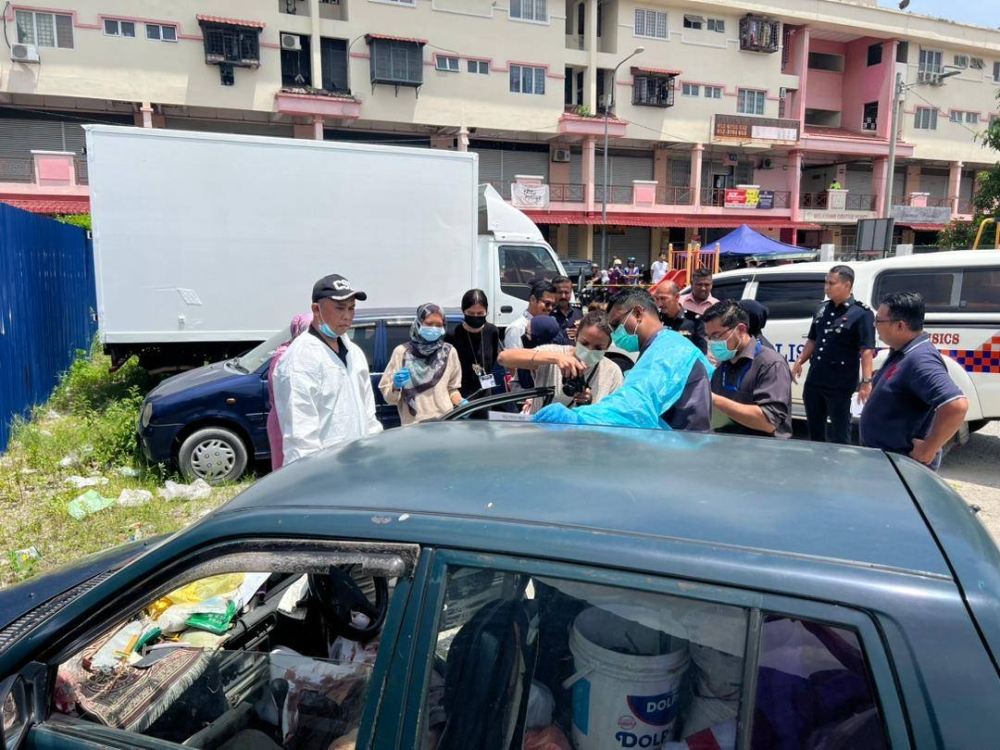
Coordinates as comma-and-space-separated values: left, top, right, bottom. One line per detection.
788, 150, 803, 222
796, 27, 811, 125
582, 137, 596, 212
457, 126, 469, 152
691, 143, 704, 210
293, 123, 315, 139
948, 160, 963, 215
556, 224, 569, 257
905, 165, 921, 196
872, 156, 889, 218
654, 149, 668, 203
584, 0, 598, 110
312, 116, 324, 140
310, 0, 323, 89
583, 225, 595, 261
139, 102, 153, 128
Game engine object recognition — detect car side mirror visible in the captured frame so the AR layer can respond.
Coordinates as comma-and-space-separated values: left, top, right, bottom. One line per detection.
1, 675, 33, 749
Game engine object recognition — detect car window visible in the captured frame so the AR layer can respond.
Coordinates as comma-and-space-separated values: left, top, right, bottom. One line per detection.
873, 267, 1000, 314
754, 279, 827, 319
422, 564, 748, 750
500, 245, 561, 300
49, 564, 405, 749
237, 328, 293, 373
751, 616, 889, 749
711, 279, 748, 302
352, 324, 378, 370
385, 323, 412, 363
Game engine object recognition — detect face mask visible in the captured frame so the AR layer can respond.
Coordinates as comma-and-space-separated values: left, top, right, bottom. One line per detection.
418, 325, 445, 342
575, 343, 605, 369
709, 330, 738, 362
317, 310, 336, 338
464, 313, 487, 330
611, 312, 640, 353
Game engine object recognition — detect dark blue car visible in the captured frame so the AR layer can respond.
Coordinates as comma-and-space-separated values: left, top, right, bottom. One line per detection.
138, 309, 469, 483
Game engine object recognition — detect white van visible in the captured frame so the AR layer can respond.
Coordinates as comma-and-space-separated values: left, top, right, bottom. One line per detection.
709, 250, 1000, 436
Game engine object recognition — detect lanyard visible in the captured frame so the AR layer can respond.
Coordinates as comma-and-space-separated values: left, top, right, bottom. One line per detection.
720, 340, 762, 392
465, 327, 491, 372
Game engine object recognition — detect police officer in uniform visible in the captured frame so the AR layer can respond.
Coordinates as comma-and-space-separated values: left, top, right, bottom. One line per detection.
791, 265, 875, 444
653, 281, 707, 354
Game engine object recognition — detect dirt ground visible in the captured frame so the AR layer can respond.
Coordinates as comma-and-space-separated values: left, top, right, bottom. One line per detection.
939, 420, 1000, 544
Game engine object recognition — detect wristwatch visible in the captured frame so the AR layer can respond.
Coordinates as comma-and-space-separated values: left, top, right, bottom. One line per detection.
860, 377, 873, 384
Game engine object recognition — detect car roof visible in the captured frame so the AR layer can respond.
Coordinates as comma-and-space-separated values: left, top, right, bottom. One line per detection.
220, 422, 951, 579
714, 249, 1000, 281
352, 307, 462, 323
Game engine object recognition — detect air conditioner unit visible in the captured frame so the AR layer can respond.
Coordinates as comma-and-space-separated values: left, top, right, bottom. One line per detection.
760, 157, 774, 169
917, 70, 936, 83
778, 87, 788, 100
598, 95, 609, 109
552, 149, 571, 163
280, 33, 301, 51
10, 43, 39, 64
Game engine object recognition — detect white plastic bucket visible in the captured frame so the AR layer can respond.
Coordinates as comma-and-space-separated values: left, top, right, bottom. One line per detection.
565, 606, 689, 750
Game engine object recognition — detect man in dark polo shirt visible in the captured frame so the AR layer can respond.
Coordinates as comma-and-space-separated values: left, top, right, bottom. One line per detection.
653, 280, 707, 354
861, 292, 968, 471
703, 300, 792, 438
791, 265, 875, 444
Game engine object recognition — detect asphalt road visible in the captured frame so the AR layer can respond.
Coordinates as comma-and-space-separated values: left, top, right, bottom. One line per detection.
939, 420, 1000, 543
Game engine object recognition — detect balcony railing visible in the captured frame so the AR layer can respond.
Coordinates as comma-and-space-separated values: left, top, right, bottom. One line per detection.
801, 192, 828, 209
0, 157, 35, 183
594, 185, 635, 204
655, 186, 694, 206
74, 158, 88, 185
800, 192, 876, 211
550, 183, 585, 202
957, 199, 973, 214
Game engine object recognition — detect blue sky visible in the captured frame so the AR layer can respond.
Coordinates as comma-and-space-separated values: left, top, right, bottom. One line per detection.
878, 0, 992, 28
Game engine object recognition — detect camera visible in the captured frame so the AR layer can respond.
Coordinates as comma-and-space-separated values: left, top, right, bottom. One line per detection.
562, 376, 588, 398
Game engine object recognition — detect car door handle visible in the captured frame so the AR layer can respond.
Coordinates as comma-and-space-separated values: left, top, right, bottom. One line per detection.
501, 306, 513, 313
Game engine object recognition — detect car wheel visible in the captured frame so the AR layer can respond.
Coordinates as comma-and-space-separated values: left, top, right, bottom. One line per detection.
968, 419, 990, 434
177, 427, 249, 484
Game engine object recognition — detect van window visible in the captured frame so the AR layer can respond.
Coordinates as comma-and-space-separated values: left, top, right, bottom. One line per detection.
873, 270, 957, 312
960, 268, 1000, 312
754, 279, 826, 319
711, 279, 748, 301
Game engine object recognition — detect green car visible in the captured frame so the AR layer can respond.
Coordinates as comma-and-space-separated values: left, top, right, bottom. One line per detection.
1, 417, 998, 749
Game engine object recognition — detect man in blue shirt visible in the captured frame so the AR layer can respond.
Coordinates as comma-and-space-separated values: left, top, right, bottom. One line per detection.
860, 292, 968, 471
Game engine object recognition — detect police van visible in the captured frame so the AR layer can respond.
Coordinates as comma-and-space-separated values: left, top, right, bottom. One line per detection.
709, 250, 1000, 436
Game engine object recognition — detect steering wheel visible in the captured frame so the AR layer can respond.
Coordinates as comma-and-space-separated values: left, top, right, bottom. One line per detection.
307, 565, 389, 642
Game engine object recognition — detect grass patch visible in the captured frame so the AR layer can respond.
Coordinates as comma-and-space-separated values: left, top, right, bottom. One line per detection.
1, 343, 255, 588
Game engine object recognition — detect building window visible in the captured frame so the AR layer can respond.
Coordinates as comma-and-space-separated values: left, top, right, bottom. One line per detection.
949, 111, 963, 123
737, 88, 766, 115
201, 22, 262, 66
510, 64, 545, 95
739, 14, 779, 53
914, 107, 938, 130
467, 60, 489, 74
683, 14, 703, 30
970, 57, 984, 70
510, 0, 547, 23
435, 55, 459, 72
918, 48, 943, 80
632, 74, 675, 107
15, 10, 74, 48
320, 37, 349, 92
994, 61, 1000, 83
634, 8, 667, 39
953, 54, 969, 69
707, 18, 725, 32
863, 101, 878, 130
146, 23, 177, 42
681, 83, 700, 97
103, 19, 136, 37
369, 37, 424, 88
867, 42, 882, 66
704, 85, 722, 99
966, 112, 979, 124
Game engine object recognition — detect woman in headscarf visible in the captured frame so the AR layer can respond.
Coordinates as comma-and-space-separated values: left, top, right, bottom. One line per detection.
267, 313, 312, 470
514, 315, 570, 390
379, 303, 464, 425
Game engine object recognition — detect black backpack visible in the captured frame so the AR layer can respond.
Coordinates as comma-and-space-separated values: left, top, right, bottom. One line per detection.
438, 596, 537, 750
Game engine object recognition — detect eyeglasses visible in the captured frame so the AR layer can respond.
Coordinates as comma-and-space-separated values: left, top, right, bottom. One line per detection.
536, 299, 556, 310
874, 318, 901, 324
706, 327, 735, 343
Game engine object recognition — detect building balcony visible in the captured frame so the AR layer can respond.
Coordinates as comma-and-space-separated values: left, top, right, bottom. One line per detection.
274, 88, 361, 119
701, 188, 790, 209
558, 112, 627, 138
0, 152, 91, 215
800, 192, 876, 211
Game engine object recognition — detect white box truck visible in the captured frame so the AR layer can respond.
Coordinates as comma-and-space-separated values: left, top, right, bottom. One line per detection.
85, 126, 565, 369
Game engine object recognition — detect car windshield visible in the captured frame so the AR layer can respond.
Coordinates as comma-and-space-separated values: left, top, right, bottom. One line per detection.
235, 328, 293, 373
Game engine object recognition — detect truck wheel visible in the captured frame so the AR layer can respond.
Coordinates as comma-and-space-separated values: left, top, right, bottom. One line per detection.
177, 427, 249, 484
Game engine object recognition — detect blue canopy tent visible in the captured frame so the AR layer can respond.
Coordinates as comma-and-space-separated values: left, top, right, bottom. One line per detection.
713, 224, 818, 264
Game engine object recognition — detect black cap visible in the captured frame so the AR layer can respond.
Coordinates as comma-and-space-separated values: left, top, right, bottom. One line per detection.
739, 299, 769, 336
312, 274, 368, 303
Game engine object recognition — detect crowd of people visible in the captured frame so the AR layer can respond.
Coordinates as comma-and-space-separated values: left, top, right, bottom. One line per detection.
267, 266, 968, 475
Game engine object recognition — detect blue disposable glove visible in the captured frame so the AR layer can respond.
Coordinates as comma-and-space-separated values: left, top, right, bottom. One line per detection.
459, 399, 469, 407
393, 368, 411, 389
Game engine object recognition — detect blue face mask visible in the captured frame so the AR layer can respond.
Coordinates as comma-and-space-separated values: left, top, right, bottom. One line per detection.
419, 326, 446, 342
708, 330, 738, 362
317, 310, 337, 338
611, 311, 640, 353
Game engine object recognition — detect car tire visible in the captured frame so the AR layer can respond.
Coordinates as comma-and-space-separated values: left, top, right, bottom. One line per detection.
968, 419, 990, 435
177, 426, 249, 485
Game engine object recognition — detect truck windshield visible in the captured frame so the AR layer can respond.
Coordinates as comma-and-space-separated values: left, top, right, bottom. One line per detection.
498, 244, 561, 285
235, 328, 291, 373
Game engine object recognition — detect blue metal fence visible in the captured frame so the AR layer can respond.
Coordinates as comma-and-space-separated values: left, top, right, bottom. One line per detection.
0, 204, 97, 452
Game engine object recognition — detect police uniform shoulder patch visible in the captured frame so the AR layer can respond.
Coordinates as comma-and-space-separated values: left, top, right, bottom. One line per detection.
854, 300, 871, 311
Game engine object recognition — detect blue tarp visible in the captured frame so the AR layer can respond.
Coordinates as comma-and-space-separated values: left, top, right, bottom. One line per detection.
714, 224, 808, 256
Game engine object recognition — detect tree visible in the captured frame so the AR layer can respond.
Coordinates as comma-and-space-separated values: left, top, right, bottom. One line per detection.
55, 213, 91, 232
937, 90, 1000, 249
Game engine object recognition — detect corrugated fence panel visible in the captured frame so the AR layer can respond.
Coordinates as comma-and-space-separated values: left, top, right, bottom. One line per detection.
0, 204, 97, 452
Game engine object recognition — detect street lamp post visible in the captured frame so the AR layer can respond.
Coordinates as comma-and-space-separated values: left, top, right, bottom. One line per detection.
884, 68, 960, 218
601, 46, 644, 270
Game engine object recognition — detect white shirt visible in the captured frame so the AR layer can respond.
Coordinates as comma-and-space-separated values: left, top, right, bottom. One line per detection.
273, 331, 383, 465
651, 260, 669, 285
504, 311, 531, 353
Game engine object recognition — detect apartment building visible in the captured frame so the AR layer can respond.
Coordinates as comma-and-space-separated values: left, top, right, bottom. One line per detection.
1, 0, 998, 261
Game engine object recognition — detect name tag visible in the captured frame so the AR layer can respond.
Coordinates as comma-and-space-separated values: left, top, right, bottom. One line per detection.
479, 374, 497, 389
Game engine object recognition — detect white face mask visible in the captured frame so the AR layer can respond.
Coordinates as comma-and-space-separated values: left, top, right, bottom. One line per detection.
575, 343, 606, 369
